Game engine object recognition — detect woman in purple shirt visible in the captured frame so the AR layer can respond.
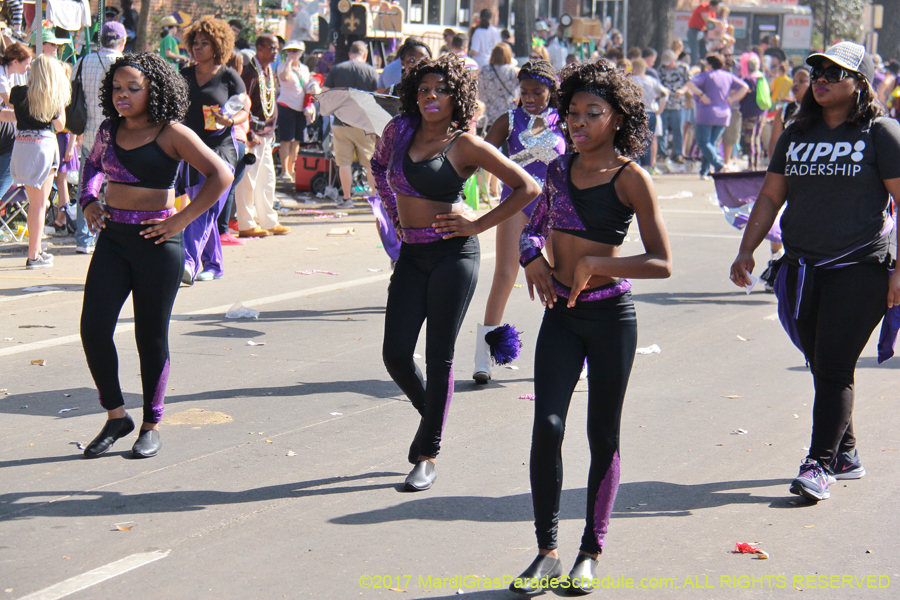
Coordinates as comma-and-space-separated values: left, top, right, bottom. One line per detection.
685, 53, 749, 179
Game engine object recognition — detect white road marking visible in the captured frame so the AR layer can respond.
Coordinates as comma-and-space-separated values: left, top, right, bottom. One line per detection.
667, 232, 742, 239
0, 253, 498, 358
0, 290, 63, 303
15, 551, 170, 600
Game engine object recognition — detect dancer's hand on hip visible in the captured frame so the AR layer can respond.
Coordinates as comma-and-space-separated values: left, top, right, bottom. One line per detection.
140, 214, 188, 244
432, 212, 482, 239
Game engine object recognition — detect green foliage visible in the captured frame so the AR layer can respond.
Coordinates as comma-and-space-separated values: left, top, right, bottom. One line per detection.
801, 0, 869, 48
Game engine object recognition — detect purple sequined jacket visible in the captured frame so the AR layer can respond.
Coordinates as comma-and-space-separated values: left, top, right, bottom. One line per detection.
519, 153, 590, 266
370, 113, 424, 229
79, 119, 141, 208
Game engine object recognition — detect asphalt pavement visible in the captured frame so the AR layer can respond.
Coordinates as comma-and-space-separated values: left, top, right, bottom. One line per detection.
1, 174, 898, 600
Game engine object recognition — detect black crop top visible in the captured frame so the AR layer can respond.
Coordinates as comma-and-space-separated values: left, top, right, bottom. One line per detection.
10, 86, 55, 131
112, 121, 181, 190
402, 133, 467, 203
561, 161, 634, 245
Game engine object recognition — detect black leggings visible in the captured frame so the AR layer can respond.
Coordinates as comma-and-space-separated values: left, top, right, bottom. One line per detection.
786, 262, 889, 466
80, 221, 184, 424
530, 292, 637, 554
382, 236, 480, 458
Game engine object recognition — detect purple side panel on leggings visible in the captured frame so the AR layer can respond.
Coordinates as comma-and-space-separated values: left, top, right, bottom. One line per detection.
441, 360, 453, 430
593, 450, 620, 549
150, 359, 170, 423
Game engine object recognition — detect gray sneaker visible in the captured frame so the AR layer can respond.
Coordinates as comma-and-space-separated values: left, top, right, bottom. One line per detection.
26, 255, 53, 269
336, 199, 354, 209
831, 448, 866, 480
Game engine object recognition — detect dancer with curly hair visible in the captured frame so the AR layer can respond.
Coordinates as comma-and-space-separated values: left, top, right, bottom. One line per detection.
472, 59, 567, 383
179, 16, 249, 283
510, 60, 672, 594
79, 53, 233, 459
371, 55, 541, 491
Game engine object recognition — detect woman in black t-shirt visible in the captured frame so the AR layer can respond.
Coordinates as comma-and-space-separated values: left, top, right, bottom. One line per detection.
179, 17, 249, 283
731, 43, 900, 503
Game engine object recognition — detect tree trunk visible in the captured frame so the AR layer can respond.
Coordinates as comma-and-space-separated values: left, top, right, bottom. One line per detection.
135, 0, 151, 54
627, 0, 678, 52
880, 0, 900, 60
512, 0, 534, 59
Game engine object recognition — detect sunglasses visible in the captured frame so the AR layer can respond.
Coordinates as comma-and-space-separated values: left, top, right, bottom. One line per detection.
810, 65, 853, 84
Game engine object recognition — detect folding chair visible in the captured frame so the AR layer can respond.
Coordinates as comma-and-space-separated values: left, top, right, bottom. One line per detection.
0, 185, 28, 242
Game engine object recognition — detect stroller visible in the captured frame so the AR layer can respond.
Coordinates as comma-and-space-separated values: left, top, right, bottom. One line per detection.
293, 114, 369, 199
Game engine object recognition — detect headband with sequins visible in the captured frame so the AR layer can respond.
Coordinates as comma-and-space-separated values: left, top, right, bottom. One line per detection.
518, 72, 558, 87
573, 84, 620, 111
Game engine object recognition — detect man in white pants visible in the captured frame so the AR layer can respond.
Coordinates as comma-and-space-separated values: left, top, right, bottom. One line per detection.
236, 33, 290, 238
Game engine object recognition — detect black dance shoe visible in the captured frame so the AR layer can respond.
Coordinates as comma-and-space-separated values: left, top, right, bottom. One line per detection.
567, 554, 598, 595
404, 461, 436, 491
83, 414, 135, 458
509, 554, 563, 594
132, 429, 162, 458
408, 419, 426, 465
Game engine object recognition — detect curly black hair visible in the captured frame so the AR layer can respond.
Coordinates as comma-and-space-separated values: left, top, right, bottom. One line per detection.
517, 59, 560, 109
397, 54, 478, 131
100, 53, 189, 124
793, 72, 883, 133
557, 60, 649, 158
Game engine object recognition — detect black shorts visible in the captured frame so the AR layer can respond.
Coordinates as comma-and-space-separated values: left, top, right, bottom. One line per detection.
276, 104, 306, 143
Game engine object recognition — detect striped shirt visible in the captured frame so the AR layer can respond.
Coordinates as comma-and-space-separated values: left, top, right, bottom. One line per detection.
73, 47, 123, 151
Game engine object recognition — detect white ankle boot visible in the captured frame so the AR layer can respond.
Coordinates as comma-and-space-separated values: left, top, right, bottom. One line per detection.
473, 323, 497, 383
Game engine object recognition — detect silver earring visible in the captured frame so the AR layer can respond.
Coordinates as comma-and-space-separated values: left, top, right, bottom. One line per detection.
616, 125, 620, 130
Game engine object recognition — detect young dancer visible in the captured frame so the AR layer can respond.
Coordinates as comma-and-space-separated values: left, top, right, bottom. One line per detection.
511, 60, 672, 594
473, 59, 566, 383
8, 55, 70, 268
371, 55, 541, 492
79, 53, 233, 458
731, 43, 900, 501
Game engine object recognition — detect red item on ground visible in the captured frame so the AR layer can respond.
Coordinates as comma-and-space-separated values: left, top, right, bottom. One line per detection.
295, 148, 331, 193
733, 542, 762, 554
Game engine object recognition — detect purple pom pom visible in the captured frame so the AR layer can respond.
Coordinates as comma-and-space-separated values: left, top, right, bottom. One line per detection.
485, 323, 522, 366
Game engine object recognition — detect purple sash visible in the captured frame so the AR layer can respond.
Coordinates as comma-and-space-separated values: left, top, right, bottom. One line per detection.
877, 270, 900, 364
366, 196, 400, 261
773, 218, 898, 362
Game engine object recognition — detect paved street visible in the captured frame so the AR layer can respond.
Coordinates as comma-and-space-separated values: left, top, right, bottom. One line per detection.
1, 175, 897, 600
